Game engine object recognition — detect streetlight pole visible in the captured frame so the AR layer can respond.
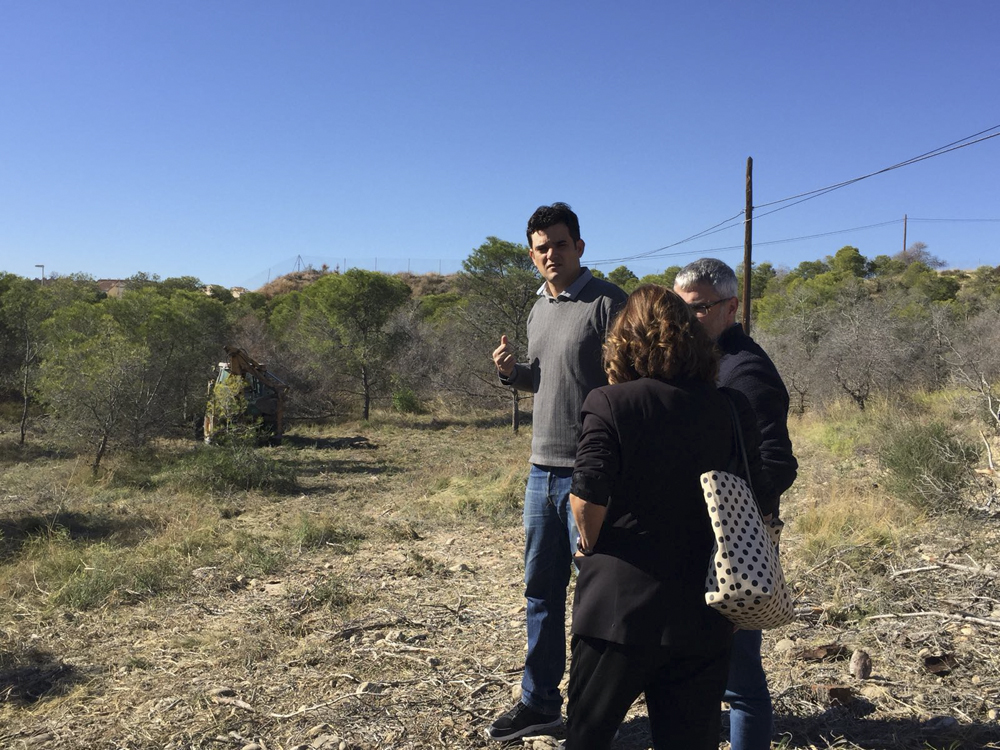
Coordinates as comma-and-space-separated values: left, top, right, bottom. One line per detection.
35, 264, 45, 285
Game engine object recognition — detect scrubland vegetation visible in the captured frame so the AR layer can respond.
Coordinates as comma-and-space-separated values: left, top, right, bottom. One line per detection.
1, 239, 999, 748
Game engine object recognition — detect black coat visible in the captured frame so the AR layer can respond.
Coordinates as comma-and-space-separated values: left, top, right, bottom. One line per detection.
717, 324, 797, 506
570, 376, 769, 650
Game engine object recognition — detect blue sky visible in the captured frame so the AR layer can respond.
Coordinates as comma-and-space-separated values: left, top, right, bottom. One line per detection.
2, 1, 997, 288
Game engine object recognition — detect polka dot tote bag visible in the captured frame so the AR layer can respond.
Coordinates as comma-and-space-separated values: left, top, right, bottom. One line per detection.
700, 468, 795, 629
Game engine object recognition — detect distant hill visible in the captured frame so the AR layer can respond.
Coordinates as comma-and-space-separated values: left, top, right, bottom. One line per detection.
256, 268, 460, 299
255, 268, 330, 298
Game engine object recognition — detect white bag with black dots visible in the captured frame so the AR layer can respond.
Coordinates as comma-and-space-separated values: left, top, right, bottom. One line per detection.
700, 468, 795, 629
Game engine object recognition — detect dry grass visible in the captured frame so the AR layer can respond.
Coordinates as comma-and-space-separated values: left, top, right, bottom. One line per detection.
0, 404, 998, 749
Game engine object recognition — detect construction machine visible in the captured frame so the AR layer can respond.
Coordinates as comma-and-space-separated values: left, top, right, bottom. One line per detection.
203, 346, 289, 445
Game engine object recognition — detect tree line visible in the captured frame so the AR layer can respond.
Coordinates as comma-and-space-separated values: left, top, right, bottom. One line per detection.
1, 240, 999, 473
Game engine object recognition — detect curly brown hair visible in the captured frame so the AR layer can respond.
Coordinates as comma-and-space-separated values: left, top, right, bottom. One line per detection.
604, 284, 719, 385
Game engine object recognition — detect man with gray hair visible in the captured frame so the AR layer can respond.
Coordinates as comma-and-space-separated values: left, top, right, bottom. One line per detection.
674, 257, 797, 750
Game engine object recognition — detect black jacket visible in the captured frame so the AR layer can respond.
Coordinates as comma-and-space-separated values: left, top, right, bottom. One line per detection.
570, 377, 770, 649
717, 324, 797, 507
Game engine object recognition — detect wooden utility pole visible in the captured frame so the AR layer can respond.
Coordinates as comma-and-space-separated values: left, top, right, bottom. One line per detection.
743, 157, 753, 334
903, 214, 908, 255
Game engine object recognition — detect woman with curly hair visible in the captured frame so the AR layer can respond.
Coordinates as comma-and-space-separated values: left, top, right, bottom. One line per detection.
565, 285, 772, 750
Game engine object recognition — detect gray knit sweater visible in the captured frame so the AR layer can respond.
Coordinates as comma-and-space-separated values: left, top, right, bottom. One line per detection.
501, 270, 627, 467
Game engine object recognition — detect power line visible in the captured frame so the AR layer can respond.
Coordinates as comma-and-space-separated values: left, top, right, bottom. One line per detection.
909, 217, 1000, 224
604, 123, 1000, 266
754, 124, 1000, 213
593, 215, 999, 268
618, 210, 746, 261
594, 219, 906, 266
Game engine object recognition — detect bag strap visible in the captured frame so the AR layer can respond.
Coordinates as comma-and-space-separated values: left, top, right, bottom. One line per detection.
722, 391, 756, 498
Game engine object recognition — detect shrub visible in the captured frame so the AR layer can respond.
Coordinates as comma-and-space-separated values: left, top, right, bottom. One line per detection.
161, 439, 297, 493
391, 387, 425, 415
19, 529, 179, 610
425, 468, 525, 526
878, 420, 980, 512
289, 513, 365, 553
226, 531, 284, 577
302, 577, 352, 611
51, 549, 177, 609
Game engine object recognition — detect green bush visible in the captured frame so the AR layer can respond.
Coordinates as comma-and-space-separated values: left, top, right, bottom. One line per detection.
391, 387, 425, 414
161, 439, 297, 493
24, 529, 180, 610
878, 421, 980, 512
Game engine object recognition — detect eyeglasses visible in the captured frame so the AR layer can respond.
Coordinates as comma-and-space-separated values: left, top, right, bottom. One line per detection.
687, 298, 732, 316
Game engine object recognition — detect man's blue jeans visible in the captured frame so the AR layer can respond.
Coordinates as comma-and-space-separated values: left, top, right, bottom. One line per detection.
724, 628, 773, 750
521, 464, 577, 717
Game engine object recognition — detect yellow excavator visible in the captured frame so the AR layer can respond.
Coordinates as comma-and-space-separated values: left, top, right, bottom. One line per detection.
203, 346, 289, 445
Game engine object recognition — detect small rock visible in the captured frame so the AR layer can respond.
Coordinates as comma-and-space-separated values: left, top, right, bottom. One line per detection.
860, 684, 891, 701
811, 684, 854, 707
988, 708, 997, 721
923, 715, 958, 731
511, 684, 522, 702
24, 734, 56, 747
849, 649, 873, 679
427, 656, 441, 667
774, 638, 795, 653
263, 581, 285, 596
308, 735, 340, 749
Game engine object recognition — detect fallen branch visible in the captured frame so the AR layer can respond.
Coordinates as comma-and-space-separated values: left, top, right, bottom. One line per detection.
891, 565, 941, 578
269, 690, 375, 719
865, 611, 1000, 628
891, 561, 1000, 580
936, 560, 1000, 579
981, 430, 995, 472
210, 695, 254, 711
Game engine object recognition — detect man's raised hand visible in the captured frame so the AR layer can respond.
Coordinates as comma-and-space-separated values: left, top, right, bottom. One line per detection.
492, 334, 515, 377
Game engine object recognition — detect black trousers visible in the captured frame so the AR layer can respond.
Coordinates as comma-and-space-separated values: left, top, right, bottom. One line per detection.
566, 634, 731, 750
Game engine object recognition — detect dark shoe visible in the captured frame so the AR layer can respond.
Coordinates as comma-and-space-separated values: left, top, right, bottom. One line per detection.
486, 701, 562, 741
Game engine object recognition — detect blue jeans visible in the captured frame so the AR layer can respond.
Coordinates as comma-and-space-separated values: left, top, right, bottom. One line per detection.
724, 628, 773, 750
521, 464, 578, 716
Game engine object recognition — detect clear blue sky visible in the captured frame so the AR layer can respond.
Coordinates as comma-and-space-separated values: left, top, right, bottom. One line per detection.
2, 1, 998, 289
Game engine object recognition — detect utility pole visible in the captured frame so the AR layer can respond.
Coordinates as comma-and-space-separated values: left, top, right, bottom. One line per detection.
742, 157, 753, 335
35, 264, 45, 285
903, 214, 908, 255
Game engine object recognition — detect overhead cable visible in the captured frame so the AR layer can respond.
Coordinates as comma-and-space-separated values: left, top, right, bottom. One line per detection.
604, 123, 1000, 266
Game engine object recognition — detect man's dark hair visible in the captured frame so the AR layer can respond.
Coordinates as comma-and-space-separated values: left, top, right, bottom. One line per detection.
526, 202, 581, 247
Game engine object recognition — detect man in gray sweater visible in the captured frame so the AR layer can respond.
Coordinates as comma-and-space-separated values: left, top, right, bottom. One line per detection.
488, 203, 627, 741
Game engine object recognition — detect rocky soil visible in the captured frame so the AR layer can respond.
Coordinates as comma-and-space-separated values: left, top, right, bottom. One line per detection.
1, 418, 999, 749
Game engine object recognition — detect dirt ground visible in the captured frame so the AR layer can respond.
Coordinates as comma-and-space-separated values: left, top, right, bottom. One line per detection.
1, 417, 999, 750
